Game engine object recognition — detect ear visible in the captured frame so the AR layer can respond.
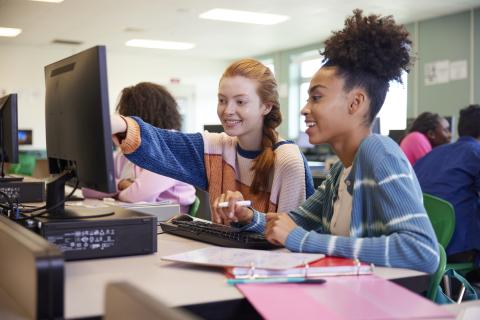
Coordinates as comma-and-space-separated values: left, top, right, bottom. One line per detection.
262, 103, 273, 116
348, 90, 367, 115
426, 129, 436, 139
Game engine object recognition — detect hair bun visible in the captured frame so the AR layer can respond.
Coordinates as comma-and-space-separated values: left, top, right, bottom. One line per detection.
322, 9, 412, 83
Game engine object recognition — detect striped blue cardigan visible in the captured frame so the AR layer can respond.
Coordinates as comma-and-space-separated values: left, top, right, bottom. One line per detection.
246, 134, 439, 273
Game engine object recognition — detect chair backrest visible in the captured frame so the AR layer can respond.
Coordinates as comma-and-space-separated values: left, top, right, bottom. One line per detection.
104, 282, 199, 320
194, 186, 213, 220
8, 153, 37, 176
188, 196, 200, 217
427, 243, 446, 301
423, 193, 455, 248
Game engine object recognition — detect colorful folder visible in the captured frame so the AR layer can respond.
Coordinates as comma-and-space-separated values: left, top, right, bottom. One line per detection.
237, 275, 455, 320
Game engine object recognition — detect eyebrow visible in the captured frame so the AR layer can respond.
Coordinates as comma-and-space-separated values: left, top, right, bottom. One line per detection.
308, 84, 326, 95
217, 93, 249, 98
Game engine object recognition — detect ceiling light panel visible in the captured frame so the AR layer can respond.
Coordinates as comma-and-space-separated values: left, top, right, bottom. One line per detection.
0, 27, 22, 37
199, 8, 289, 25
125, 39, 195, 50
30, 0, 64, 3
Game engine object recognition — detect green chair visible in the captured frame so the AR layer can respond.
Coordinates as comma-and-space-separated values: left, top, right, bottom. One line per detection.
8, 153, 36, 176
188, 196, 200, 217
423, 193, 455, 248
427, 243, 446, 301
423, 193, 476, 300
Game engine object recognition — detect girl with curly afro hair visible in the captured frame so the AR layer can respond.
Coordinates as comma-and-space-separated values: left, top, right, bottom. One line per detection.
224, 10, 439, 273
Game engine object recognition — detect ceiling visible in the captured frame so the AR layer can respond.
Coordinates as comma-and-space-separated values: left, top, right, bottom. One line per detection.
1, 0, 479, 60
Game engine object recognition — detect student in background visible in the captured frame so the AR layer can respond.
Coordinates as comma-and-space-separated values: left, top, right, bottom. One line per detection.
83, 82, 196, 213
400, 112, 451, 165
110, 60, 314, 221
414, 104, 480, 266
215, 10, 438, 273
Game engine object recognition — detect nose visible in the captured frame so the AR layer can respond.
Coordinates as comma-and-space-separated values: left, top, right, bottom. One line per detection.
222, 101, 236, 115
300, 102, 310, 116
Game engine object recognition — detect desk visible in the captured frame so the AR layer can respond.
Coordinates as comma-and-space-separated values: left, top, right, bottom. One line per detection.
443, 300, 480, 316
65, 233, 429, 319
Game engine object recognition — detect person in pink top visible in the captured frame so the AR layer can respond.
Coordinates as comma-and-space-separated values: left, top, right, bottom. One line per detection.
82, 82, 196, 213
400, 112, 451, 165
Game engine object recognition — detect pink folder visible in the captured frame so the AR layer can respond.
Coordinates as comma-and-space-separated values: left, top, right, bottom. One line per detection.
237, 275, 455, 320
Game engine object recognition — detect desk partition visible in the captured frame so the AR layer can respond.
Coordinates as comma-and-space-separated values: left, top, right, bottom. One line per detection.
0, 215, 64, 319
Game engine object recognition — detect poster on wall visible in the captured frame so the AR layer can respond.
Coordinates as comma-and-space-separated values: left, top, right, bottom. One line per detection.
424, 60, 450, 85
450, 60, 468, 81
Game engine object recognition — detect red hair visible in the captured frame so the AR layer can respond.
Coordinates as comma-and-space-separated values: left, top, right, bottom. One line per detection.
221, 59, 282, 194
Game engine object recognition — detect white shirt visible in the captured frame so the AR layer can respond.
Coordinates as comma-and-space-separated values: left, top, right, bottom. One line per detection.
331, 166, 352, 236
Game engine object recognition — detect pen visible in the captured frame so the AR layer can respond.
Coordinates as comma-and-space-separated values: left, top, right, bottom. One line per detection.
218, 200, 252, 208
227, 277, 326, 285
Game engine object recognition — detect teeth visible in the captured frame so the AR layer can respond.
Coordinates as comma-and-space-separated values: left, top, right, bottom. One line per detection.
305, 122, 316, 128
225, 120, 241, 125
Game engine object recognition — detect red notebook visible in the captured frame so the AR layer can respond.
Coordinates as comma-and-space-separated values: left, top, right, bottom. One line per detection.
226, 256, 373, 279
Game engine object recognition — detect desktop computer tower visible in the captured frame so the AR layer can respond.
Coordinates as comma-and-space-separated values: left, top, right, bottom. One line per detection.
35, 207, 157, 261
0, 177, 45, 202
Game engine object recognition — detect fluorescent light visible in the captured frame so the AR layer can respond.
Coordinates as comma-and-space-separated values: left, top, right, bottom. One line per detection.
125, 39, 195, 50
199, 8, 289, 25
30, 0, 64, 3
0, 27, 22, 37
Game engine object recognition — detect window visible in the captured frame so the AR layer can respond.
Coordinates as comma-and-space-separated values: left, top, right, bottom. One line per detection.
260, 58, 275, 75
377, 72, 408, 135
289, 51, 323, 137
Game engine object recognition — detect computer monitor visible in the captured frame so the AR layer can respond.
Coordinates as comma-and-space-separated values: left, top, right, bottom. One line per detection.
0, 93, 22, 182
388, 129, 406, 144
44, 45, 116, 217
203, 124, 224, 133
18, 129, 33, 145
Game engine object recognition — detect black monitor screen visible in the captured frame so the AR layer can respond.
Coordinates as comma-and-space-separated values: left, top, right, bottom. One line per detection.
388, 129, 406, 144
0, 93, 19, 164
203, 124, 224, 133
44, 46, 115, 216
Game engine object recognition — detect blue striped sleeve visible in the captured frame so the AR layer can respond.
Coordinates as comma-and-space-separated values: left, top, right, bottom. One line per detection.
285, 151, 439, 273
125, 117, 208, 189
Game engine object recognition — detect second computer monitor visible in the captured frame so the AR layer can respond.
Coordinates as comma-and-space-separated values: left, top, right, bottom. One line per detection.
0, 93, 19, 164
44, 45, 115, 194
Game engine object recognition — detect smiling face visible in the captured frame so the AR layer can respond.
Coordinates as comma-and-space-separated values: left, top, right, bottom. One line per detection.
217, 76, 271, 150
428, 118, 451, 147
301, 67, 361, 145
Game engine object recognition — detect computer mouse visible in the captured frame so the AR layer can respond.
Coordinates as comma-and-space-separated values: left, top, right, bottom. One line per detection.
172, 214, 194, 222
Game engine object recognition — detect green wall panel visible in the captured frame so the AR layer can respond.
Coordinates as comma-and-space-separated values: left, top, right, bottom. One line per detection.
417, 11, 471, 117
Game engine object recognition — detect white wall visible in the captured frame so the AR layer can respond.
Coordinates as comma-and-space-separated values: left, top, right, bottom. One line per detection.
0, 44, 227, 149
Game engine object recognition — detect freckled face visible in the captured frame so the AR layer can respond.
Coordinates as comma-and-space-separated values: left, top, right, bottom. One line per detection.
300, 67, 353, 145
217, 76, 269, 147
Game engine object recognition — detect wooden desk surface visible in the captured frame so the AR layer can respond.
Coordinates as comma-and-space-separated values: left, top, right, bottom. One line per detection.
65, 233, 428, 319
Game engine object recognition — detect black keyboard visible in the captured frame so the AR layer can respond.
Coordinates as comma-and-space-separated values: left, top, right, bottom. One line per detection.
160, 219, 277, 250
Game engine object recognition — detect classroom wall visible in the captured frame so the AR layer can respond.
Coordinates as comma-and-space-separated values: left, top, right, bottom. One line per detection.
259, 8, 479, 138
0, 44, 228, 149
406, 11, 474, 120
